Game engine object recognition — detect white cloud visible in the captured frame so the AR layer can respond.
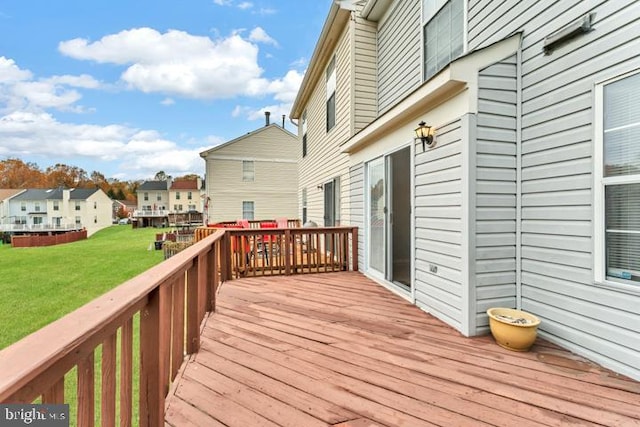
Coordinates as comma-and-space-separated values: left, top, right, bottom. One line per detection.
0, 57, 32, 83
213, 0, 232, 5
160, 97, 175, 106
248, 27, 278, 46
237, 2, 253, 10
0, 58, 99, 113
59, 27, 282, 100
233, 69, 304, 122
0, 110, 205, 178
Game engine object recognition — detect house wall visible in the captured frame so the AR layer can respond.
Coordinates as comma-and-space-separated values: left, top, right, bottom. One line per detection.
377, 0, 422, 115
469, 0, 640, 379
473, 55, 518, 334
352, 15, 378, 133
169, 190, 197, 212
349, 163, 365, 269
204, 125, 298, 223
82, 191, 113, 236
298, 24, 352, 227
414, 119, 464, 331
207, 158, 297, 222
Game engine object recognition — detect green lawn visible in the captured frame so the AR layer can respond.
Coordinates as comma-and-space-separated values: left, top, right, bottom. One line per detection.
0, 226, 164, 349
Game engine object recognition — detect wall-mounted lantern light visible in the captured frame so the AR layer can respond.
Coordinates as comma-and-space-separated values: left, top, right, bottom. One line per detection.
414, 121, 435, 151
317, 184, 324, 191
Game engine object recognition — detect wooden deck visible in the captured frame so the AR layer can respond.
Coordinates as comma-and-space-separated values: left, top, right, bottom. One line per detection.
165, 272, 640, 427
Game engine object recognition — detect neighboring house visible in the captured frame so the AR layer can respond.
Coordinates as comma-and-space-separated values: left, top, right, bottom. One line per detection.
0, 189, 25, 226
112, 199, 137, 221
134, 180, 170, 227
2, 187, 112, 236
169, 178, 202, 213
200, 114, 298, 223
291, 0, 640, 381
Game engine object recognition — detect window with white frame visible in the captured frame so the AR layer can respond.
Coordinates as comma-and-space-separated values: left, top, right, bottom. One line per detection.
75, 216, 81, 225
53, 201, 59, 211
242, 161, 255, 182
302, 188, 308, 224
595, 70, 640, 285
326, 56, 336, 132
144, 192, 149, 201
20, 202, 26, 211
34, 202, 41, 212
187, 191, 193, 200
176, 192, 181, 200
242, 201, 254, 220
423, 0, 464, 81
75, 202, 81, 211
302, 110, 308, 157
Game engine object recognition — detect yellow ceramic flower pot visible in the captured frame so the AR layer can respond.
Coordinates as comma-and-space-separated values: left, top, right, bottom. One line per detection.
487, 307, 541, 351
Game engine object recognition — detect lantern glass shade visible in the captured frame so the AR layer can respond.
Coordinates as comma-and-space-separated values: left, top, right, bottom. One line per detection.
415, 121, 431, 140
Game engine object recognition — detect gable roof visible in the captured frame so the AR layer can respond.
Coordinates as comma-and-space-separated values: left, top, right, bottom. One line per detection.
199, 124, 297, 157
11, 189, 56, 201
290, 4, 351, 119
170, 180, 199, 190
0, 189, 24, 201
138, 181, 169, 191
69, 188, 99, 199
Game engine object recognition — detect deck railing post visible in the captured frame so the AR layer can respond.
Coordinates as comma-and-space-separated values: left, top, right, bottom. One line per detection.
186, 260, 199, 354
351, 227, 358, 272
284, 229, 291, 275
207, 243, 217, 311
139, 288, 161, 427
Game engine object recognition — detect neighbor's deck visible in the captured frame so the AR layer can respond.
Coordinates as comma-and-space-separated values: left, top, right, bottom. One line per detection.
165, 272, 640, 427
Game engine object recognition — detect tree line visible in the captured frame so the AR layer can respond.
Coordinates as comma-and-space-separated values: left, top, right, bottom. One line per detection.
0, 158, 198, 201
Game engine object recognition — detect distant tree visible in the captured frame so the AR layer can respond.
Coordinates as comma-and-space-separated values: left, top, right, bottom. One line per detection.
116, 188, 126, 200
174, 173, 200, 181
106, 188, 116, 199
0, 158, 46, 188
154, 171, 171, 181
116, 205, 128, 219
45, 163, 89, 188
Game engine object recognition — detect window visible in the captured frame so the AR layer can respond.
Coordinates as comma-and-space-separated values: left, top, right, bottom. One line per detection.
144, 192, 149, 201
595, 70, 640, 285
242, 201, 254, 220
188, 204, 196, 211
187, 192, 193, 200
176, 192, 181, 200
33, 217, 43, 225
156, 192, 162, 201
326, 56, 336, 132
302, 188, 308, 224
34, 202, 41, 212
94, 215, 97, 224
75, 216, 81, 225
53, 201, 59, 211
302, 110, 308, 157
94, 201, 97, 209
20, 202, 26, 212
243, 161, 255, 182
75, 202, 81, 211
423, 0, 464, 81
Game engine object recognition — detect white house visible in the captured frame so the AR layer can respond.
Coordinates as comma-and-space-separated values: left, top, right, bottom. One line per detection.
200, 114, 298, 223
291, 0, 640, 381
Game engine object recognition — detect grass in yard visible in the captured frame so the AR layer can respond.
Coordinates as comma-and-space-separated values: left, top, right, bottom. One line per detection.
0, 226, 164, 349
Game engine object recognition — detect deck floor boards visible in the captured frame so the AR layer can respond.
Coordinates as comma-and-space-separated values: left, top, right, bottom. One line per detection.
165, 272, 640, 427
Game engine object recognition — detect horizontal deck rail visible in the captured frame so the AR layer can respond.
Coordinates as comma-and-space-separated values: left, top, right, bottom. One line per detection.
195, 226, 358, 279
0, 229, 225, 427
0, 224, 359, 426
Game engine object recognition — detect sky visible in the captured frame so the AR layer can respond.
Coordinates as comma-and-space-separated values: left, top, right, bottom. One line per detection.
0, 0, 332, 181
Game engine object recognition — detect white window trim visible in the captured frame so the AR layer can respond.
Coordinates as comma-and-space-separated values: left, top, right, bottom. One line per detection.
421, 0, 468, 81
593, 68, 640, 292
242, 160, 255, 182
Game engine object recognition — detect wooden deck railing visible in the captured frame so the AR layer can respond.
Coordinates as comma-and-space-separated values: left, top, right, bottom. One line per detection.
195, 226, 358, 279
0, 226, 358, 426
0, 229, 225, 427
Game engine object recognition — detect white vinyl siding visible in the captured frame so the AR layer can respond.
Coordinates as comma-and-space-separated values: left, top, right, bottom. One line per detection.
474, 56, 518, 334
298, 24, 352, 228
414, 119, 464, 331
352, 17, 378, 133
377, 0, 422, 114
469, 0, 640, 381
203, 125, 298, 223
350, 163, 365, 269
